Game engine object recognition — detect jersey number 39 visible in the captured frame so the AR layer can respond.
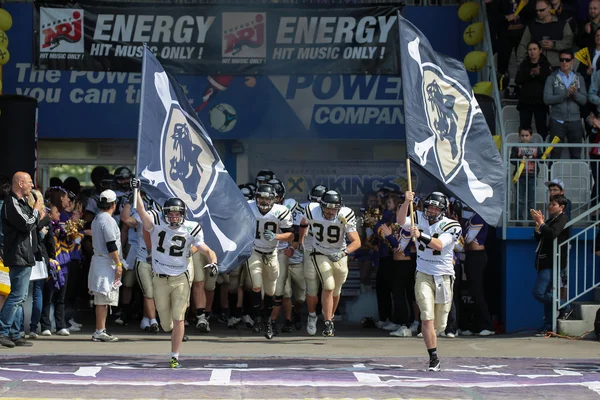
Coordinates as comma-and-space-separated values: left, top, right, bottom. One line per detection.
313, 223, 341, 243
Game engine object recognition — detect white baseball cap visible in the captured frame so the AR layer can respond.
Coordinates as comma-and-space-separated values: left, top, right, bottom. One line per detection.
99, 189, 117, 204
544, 179, 565, 190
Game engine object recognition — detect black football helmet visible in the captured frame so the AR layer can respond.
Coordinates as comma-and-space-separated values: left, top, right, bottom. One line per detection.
163, 197, 186, 227
255, 169, 276, 187
320, 190, 343, 220
424, 192, 448, 223
100, 173, 116, 191
255, 184, 276, 214
308, 184, 328, 202
238, 183, 255, 201
268, 178, 286, 203
114, 167, 133, 191
247, 183, 257, 193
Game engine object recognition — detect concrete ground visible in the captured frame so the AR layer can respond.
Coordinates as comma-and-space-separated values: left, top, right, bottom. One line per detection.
0, 322, 599, 399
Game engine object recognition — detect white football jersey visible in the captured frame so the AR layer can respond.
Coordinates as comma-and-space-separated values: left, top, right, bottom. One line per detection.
147, 209, 204, 276
400, 211, 461, 276
249, 200, 293, 253
303, 203, 357, 256
277, 199, 303, 251
300, 201, 317, 251
132, 211, 149, 262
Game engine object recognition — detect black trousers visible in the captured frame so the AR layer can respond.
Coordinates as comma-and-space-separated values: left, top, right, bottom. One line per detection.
519, 107, 549, 140
497, 27, 524, 75
445, 262, 463, 334
376, 256, 394, 322
40, 275, 68, 331
464, 250, 493, 332
391, 257, 416, 326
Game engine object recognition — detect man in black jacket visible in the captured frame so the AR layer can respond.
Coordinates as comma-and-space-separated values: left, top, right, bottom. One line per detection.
530, 194, 570, 335
0, 172, 47, 348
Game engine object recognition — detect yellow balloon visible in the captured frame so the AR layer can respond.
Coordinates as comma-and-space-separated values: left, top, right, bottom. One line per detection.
473, 81, 493, 97
458, 2, 480, 22
463, 22, 484, 46
464, 51, 487, 72
0, 47, 9, 65
0, 30, 7, 49
0, 8, 12, 32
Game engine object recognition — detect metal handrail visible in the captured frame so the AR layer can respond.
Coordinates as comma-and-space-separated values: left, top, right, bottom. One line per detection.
552, 212, 600, 333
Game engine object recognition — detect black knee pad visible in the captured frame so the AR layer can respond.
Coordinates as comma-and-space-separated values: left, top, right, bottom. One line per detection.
273, 295, 283, 307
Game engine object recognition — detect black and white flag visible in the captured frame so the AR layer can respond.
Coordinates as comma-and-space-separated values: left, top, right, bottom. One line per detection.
398, 14, 505, 226
136, 46, 255, 272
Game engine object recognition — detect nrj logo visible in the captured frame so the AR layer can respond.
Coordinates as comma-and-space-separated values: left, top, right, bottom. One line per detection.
40, 8, 84, 53
222, 13, 266, 58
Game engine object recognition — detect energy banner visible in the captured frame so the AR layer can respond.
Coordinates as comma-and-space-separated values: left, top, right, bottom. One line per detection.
34, 4, 401, 75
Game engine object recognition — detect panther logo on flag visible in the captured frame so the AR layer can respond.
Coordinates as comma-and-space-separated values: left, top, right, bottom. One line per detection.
407, 37, 493, 203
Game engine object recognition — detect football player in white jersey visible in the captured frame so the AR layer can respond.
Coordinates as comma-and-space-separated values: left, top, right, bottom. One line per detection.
299, 190, 361, 337
396, 191, 462, 372
247, 184, 294, 340
294, 184, 328, 335
135, 184, 218, 369
266, 178, 302, 334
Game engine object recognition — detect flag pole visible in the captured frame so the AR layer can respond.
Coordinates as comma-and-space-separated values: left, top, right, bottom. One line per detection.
134, 43, 149, 210
406, 158, 416, 242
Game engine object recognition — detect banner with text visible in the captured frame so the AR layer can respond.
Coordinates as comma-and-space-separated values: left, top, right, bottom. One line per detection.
34, 4, 401, 75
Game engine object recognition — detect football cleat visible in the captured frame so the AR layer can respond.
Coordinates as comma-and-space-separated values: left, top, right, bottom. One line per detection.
281, 319, 293, 333
170, 357, 182, 369
265, 320, 274, 340
428, 358, 441, 372
322, 320, 335, 337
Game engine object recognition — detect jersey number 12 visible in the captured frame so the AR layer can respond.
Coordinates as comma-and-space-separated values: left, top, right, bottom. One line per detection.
156, 231, 187, 257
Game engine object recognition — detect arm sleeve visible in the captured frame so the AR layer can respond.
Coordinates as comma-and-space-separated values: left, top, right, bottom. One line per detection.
539, 216, 568, 239
573, 74, 588, 106
386, 234, 399, 249
3, 198, 39, 233
589, 71, 600, 105
106, 240, 118, 253
553, 23, 574, 51
544, 75, 568, 105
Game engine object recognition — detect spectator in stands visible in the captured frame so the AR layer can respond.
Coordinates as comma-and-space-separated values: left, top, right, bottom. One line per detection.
550, 0, 578, 33
511, 128, 543, 223
487, 0, 530, 91
530, 194, 570, 335
545, 178, 572, 217
516, 42, 553, 139
585, 113, 600, 210
576, 0, 600, 49
517, 0, 574, 68
543, 49, 587, 159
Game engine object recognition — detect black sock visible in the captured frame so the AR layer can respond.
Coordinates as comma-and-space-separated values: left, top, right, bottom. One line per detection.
235, 307, 243, 318
228, 292, 238, 315
222, 308, 229, 317
196, 308, 205, 318
428, 348, 438, 360
251, 291, 262, 319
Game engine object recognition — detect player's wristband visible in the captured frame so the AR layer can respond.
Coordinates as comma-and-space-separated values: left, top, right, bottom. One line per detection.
418, 233, 432, 246
116, 262, 123, 267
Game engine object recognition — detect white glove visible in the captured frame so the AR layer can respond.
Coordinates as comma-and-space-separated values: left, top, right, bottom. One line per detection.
328, 251, 345, 262
204, 263, 218, 277
263, 230, 277, 242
